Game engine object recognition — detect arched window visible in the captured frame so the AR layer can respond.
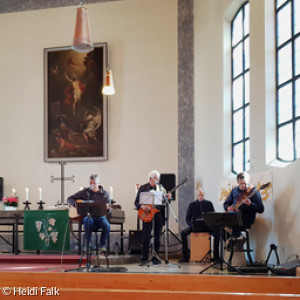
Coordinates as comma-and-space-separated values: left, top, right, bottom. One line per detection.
231, 2, 250, 174
275, 0, 300, 162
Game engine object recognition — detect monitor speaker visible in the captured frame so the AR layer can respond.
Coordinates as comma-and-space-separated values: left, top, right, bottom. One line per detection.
0, 177, 3, 200
160, 173, 176, 200
128, 230, 142, 254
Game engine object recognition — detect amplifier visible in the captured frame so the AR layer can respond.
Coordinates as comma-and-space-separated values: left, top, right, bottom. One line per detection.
128, 230, 142, 254
109, 209, 125, 224
110, 209, 125, 219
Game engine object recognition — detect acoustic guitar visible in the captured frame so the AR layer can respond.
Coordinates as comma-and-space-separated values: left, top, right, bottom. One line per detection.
68, 200, 120, 220
138, 178, 188, 223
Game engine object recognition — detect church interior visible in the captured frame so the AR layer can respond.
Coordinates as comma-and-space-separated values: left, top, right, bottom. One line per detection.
0, 0, 300, 298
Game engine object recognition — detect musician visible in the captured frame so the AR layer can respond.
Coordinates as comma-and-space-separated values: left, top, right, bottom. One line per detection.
67, 174, 111, 252
224, 171, 264, 238
178, 187, 220, 263
135, 170, 171, 265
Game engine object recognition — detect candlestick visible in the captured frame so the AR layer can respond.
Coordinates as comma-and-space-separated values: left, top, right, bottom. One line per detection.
12, 188, 16, 197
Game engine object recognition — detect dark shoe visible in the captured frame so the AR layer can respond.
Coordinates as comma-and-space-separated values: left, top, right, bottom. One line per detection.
235, 236, 246, 251
152, 257, 161, 265
226, 239, 237, 251
178, 257, 190, 263
139, 259, 148, 266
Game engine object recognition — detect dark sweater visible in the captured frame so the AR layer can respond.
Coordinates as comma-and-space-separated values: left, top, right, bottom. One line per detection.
185, 199, 215, 228
67, 185, 110, 207
223, 186, 264, 226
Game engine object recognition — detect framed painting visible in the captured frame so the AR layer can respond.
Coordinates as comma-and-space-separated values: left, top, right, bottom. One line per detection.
44, 42, 108, 162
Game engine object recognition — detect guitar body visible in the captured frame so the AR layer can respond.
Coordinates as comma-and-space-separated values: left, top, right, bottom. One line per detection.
68, 204, 82, 220
69, 200, 119, 220
138, 206, 160, 223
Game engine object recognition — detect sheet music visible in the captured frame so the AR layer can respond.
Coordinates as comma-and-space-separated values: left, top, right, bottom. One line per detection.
139, 191, 164, 205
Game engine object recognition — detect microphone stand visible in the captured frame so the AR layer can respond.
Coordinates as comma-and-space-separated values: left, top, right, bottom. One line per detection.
85, 188, 92, 271
163, 194, 180, 268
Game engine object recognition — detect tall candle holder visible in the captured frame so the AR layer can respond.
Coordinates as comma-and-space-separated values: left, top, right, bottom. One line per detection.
37, 200, 46, 210
23, 200, 32, 210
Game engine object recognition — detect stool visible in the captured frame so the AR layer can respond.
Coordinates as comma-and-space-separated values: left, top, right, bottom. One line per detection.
227, 227, 253, 267
79, 230, 109, 268
190, 232, 210, 262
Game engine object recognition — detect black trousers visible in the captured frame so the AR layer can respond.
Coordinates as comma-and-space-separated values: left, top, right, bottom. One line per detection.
181, 226, 220, 260
142, 211, 164, 260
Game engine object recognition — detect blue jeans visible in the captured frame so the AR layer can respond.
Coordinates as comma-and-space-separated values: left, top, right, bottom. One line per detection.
83, 216, 110, 248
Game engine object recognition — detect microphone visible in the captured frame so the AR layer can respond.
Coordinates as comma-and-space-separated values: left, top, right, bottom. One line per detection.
87, 185, 94, 192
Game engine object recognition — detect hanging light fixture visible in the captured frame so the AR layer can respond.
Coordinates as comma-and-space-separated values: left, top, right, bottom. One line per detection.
102, 67, 115, 95
72, 1, 94, 53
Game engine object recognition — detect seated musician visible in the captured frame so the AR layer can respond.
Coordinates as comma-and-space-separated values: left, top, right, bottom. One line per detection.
178, 187, 220, 263
135, 170, 171, 265
224, 171, 264, 242
67, 174, 111, 252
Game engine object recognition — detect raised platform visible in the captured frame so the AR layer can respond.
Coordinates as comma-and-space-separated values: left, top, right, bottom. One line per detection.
0, 254, 139, 266
0, 272, 299, 299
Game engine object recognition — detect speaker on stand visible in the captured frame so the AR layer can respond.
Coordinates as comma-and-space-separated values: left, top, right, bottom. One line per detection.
0, 177, 3, 200
160, 173, 182, 250
160, 173, 176, 200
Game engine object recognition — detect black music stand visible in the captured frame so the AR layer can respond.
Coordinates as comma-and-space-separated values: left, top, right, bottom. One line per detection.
67, 201, 108, 272
199, 212, 243, 274
139, 191, 163, 266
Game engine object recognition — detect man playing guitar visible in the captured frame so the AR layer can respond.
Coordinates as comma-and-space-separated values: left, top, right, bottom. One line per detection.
135, 170, 171, 265
67, 174, 111, 253
224, 171, 264, 239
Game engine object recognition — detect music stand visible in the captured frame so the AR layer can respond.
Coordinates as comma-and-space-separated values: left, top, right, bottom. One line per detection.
139, 191, 163, 266
199, 212, 243, 274
70, 200, 108, 272
76, 201, 107, 218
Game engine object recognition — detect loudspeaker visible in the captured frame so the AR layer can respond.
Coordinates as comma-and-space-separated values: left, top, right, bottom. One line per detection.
128, 230, 142, 254
0, 177, 3, 200
160, 173, 176, 200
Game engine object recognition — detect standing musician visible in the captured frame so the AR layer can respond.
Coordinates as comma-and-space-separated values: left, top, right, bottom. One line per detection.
67, 174, 111, 252
179, 187, 220, 263
224, 171, 264, 239
135, 170, 171, 265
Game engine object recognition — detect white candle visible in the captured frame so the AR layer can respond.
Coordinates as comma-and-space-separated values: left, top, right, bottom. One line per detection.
12, 188, 16, 197
25, 188, 29, 201
109, 186, 114, 199
39, 187, 42, 200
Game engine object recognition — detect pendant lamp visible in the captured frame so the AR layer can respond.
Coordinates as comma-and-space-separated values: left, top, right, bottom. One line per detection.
72, 2, 94, 53
102, 68, 115, 95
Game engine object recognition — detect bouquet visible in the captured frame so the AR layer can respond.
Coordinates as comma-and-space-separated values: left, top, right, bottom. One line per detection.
2, 196, 19, 207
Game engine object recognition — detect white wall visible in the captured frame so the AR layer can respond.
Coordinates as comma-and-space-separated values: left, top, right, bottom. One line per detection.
0, 0, 178, 232
194, 0, 300, 263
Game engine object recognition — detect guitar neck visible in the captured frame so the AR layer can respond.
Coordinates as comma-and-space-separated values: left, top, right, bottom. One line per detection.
168, 180, 186, 194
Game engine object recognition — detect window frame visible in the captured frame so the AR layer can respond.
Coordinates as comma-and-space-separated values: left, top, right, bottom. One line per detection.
231, 1, 250, 174
275, 0, 300, 162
